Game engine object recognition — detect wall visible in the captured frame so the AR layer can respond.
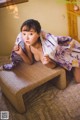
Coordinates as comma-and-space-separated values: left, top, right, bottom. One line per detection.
0, 0, 68, 56
78, 17, 80, 40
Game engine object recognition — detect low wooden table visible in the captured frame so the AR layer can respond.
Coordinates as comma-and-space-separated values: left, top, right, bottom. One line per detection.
0, 61, 66, 113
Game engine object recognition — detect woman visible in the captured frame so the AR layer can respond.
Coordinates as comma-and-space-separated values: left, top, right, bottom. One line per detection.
16, 19, 80, 83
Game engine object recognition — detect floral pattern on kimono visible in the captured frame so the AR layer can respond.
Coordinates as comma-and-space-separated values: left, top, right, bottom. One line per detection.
41, 33, 80, 71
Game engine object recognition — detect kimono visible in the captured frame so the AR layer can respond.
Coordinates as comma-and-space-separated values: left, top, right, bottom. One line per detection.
41, 33, 80, 71
3, 32, 27, 70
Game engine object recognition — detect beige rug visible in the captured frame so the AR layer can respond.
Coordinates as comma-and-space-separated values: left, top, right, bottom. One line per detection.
0, 80, 80, 120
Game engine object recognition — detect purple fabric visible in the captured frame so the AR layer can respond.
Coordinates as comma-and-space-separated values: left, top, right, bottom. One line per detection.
3, 33, 27, 70
42, 33, 80, 71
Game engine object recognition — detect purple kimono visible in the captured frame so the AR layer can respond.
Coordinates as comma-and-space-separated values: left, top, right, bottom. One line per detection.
41, 33, 80, 71
3, 33, 27, 70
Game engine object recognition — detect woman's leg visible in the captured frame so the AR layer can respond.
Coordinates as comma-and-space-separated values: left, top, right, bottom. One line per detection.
73, 67, 80, 83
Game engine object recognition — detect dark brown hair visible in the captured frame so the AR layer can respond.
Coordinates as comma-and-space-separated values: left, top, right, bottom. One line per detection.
20, 19, 41, 34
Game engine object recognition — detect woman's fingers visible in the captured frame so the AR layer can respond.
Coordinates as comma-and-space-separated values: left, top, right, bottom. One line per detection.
13, 45, 19, 51
42, 56, 51, 64
15, 46, 23, 55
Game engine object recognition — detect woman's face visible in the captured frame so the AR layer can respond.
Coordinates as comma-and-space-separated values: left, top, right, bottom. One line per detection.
22, 27, 40, 46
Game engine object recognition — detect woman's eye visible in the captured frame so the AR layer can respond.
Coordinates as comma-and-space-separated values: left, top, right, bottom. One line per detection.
23, 33, 26, 35
30, 33, 33, 35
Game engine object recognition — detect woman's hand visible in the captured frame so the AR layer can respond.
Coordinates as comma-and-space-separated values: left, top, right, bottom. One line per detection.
15, 45, 23, 55
42, 55, 51, 65
13, 45, 19, 51
42, 55, 56, 69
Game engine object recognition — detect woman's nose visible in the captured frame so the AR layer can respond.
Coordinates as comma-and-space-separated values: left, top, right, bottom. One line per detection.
25, 35, 29, 40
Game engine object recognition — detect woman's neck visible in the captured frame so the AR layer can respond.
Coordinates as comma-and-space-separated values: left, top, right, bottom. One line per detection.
32, 41, 42, 49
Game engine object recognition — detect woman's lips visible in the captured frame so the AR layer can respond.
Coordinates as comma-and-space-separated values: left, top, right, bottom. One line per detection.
25, 41, 30, 45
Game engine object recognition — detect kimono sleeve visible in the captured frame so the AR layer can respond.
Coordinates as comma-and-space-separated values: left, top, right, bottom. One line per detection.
57, 36, 72, 45
15, 32, 23, 45
45, 33, 58, 46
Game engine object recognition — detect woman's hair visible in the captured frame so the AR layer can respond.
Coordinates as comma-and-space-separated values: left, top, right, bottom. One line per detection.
20, 19, 41, 34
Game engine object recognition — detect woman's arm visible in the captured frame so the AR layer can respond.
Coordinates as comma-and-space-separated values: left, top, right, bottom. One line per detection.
15, 46, 33, 64
25, 44, 34, 64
